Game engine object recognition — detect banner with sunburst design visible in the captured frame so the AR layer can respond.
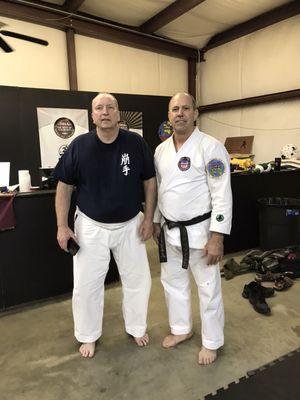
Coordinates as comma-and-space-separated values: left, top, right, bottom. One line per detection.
119, 111, 143, 136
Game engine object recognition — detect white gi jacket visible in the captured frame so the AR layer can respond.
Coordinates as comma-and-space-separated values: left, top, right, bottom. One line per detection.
154, 127, 232, 250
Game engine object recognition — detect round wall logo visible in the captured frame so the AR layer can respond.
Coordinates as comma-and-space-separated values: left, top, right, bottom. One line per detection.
54, 117, 75, 139
158, 121, 173, 141
178, 157, 191, 171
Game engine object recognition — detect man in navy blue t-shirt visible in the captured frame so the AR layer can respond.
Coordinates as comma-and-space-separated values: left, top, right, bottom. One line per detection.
54, 92, 156, 358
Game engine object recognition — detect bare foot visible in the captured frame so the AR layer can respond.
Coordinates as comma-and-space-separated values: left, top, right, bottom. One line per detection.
134, 333, 149, 347
162, 332, 193, 348
79, 342, 95, 358
198, 347, 217, 365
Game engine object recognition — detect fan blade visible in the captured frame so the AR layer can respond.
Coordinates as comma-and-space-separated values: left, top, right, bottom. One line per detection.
0, 35, 13, 52
1, 30, 48, 46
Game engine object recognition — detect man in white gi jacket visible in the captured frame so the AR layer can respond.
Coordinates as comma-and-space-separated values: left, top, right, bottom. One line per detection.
153, 92, 232, 365
54, 93, 156, 358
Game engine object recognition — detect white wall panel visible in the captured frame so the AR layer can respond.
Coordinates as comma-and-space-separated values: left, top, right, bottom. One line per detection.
75, 35, 187, 96
0, 17, 69, 90
242, 16, 300, 97
199, 99, 300, 164
199, 39, 244, 104
0, 17, 187, 96
241, 100, 300, 163
200, 16, 300, 102
199, 16, 300, 164
199, 108, 242, 144
159, 54, 188, 95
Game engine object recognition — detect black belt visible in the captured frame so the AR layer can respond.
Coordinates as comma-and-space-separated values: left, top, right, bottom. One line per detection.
158, 211, 212, 269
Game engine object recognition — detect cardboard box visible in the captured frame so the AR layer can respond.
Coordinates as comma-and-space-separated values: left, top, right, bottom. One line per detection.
224, 136, 254, 159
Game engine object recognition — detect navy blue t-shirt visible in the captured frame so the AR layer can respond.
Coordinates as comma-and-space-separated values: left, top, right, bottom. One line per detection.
53, 129, 155, 223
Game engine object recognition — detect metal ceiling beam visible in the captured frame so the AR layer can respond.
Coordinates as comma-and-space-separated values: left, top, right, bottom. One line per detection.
203, 0, 300, 52
198, 88, 300, 113
63, 0, 85, 13
188, 57, 197, 99
0, 0, 197, 59
6, 0, 142, 30
66, 28, 78, 90
140, 0, 206, 34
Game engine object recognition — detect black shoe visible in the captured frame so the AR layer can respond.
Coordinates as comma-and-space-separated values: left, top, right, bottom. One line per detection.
242, 281, 275, 298
242, 281, 271, 315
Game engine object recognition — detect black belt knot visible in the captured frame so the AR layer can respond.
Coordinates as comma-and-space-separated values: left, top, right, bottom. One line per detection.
158, 211, 212, 269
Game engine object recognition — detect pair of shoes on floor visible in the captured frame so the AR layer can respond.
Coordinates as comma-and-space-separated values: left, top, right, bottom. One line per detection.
223, 258, 250, 280
242, 281, 274, 315
255, 271, 294, 291
255, 270, 295, 282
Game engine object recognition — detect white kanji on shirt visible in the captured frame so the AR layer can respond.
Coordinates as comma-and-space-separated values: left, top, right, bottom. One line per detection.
121, 153, 130, 166
122, 165, 130, 176
121, 153, 130, 176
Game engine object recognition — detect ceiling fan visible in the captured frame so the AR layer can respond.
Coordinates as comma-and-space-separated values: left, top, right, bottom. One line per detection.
0, 22, 48, 53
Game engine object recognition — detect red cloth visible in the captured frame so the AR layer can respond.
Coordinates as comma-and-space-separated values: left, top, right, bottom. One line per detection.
0, 192, 16, 231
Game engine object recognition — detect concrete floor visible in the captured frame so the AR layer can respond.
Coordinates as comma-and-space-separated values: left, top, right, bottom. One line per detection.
1, 240, 300, 400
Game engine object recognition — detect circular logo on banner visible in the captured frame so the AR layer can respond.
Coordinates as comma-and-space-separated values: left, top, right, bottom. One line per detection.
178, 157, 191, 171
207, 159, 225, 178
158, 121, 173, 141
54, 117, 75, 139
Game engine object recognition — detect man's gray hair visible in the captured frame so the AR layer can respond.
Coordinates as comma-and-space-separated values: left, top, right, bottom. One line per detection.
169, 92, 197, 110
92, 92, 119, 109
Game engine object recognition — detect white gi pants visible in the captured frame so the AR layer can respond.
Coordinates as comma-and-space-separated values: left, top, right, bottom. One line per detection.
161, 242, 224, 350
73, 211, 151, 343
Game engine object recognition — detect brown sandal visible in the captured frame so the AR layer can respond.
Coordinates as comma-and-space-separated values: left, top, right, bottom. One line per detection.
255, 271, 282, 282
273, 276, 293, 291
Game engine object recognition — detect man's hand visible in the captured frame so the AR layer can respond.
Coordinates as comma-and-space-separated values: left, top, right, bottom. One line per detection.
203, 232, 224, 265
55, 181, 75, 252
153, 223, 161, 244
138, 218, 153, 241
57, 225, 77, 252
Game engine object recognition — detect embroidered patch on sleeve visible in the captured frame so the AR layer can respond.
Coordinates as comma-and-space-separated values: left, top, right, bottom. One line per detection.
216, 214, 224, 222
207, 159, 225, 177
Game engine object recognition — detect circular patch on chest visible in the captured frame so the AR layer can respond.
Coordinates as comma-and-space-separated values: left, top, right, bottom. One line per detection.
207, 159, 225, 177
178, 157, 191, 171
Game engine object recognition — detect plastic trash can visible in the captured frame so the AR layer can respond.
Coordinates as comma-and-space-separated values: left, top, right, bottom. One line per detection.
257, 197, 300, 249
